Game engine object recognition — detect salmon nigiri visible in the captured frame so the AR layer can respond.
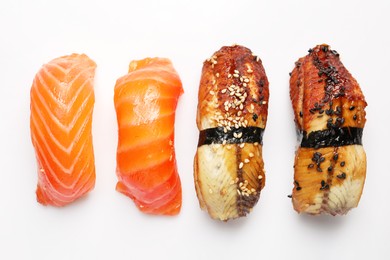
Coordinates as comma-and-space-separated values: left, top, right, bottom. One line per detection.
114, 58, 183, 215
30, 54, 96, 206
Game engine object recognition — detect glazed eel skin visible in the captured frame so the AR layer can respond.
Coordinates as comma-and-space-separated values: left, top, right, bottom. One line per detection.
194, 45, 269, 221
290, 44, 367, 215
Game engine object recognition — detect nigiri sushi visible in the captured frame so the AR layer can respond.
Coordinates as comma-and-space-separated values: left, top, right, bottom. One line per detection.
289, 44, 367, 215
114, 58, 183, 215
30, 54, 96, 206
194, 45, 269, 221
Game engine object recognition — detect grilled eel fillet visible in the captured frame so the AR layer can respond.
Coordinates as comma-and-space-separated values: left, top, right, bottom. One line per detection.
194, 45, 269, 221
290, 44, 367, 215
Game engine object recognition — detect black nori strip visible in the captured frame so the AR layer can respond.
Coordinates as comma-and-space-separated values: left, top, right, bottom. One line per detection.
198, 126, 264, 147
300, 127, 363, 148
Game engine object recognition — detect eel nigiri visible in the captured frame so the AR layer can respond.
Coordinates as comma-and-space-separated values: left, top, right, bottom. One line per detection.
194, 45, 269, 221
289, 44, 367, 215
114, 58, 183, 216
30, 54, 96, 206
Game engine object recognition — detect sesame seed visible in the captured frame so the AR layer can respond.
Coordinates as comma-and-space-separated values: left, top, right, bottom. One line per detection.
233, 132, 238, 138
258, 175, 263, 179
237, 189, 241, 196
221, 89, 227, 93
216, 73, 220, 78
222, 140, 227, 145
228, 74, 232, 78
233, 74, 239, 78
337, 173, 347, 179
254, 142, 259, 146
227, 145, 232, 150
239, 104, 244, 110
237, 132, 243, 138
240, 143, 245, 148
256, 56, 260, 62
247, 69, 253, 73
244, 159, 250, 163
239, 162, 244, 169
234, 70, 239, 74
262, 101, 267, 105
243, 83, 247, 87
249, 152, 254, 157
209, 90, 215, 95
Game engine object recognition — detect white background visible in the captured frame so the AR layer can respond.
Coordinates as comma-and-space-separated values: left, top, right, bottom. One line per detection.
0, 0, 389, 259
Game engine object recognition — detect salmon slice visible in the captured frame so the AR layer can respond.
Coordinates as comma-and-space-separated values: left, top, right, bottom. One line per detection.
289, 44, 367, 215
30, 53, 96, 206
114, 58, 183, 215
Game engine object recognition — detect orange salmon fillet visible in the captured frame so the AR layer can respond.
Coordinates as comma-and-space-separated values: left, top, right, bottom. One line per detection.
30, 54, 96, 206
114, 58, 183, 215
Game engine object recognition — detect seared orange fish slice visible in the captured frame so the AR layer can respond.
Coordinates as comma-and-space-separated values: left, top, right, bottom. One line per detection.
30, 54, 96, 207
114, 58, 183, 215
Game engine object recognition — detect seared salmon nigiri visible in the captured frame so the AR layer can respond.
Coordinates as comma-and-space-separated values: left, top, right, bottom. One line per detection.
114, 58, 183, 216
